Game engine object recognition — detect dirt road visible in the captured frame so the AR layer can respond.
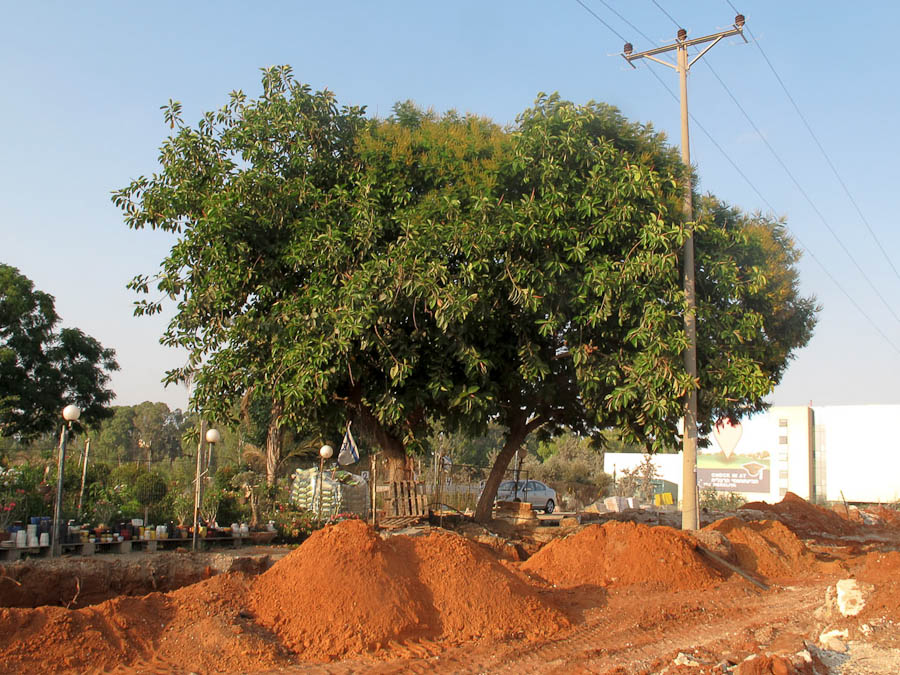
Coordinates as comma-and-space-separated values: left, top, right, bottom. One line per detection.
1, 495, 898, 674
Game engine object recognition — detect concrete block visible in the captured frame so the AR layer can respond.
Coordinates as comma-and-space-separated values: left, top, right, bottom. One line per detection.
112, 540, 132, 554
604, 497, 628, 512
496, 500, 533, 516
0, 547, 21, 561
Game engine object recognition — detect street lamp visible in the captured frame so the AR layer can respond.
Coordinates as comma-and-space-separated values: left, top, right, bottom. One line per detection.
51, 404, 80, 557
192, 425, 220, 551
317, 444, 333, 522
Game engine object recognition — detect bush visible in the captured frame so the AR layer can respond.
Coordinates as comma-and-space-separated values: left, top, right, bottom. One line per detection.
526, 434, 610, 490
215, 491, 247, 526
615, 454, 657, 503
166, 490, 194, 526
135, 472, 168, 507
109, 464, 149, 494
135, 472, 168, 522
700, 488, 745, 512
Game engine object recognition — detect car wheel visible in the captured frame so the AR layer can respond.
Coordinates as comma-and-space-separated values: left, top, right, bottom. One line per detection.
545, 499, 555, 514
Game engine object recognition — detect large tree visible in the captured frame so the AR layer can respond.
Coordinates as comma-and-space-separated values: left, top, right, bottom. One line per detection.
0, 264, 119, 438
114, 66, 369, 480
117, 72, 815, 508
132, 401, 184, 465
115, 71, 511, 481
467, 97, 816, 520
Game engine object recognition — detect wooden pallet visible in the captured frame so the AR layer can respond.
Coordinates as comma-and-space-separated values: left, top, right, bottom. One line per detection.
378, 515, 425, 530
385, 481, 429, 517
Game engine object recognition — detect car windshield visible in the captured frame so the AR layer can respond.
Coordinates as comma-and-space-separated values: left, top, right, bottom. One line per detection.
499, 481, 526, 490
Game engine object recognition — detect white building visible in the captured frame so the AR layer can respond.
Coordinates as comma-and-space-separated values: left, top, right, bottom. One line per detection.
604, 404, 900, 505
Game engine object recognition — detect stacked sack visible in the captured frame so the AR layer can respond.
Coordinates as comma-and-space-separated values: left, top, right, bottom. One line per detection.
290, 467, 342, 518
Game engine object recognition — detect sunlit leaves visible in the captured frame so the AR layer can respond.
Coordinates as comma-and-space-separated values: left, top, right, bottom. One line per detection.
117, 77, 816, 464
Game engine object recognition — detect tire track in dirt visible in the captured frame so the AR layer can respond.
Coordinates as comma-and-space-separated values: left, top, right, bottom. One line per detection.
498, 584, 823, 673
266, 583, 826, 674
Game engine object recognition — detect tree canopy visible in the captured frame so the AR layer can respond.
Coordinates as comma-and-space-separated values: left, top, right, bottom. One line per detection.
0, 264, 119, 438
116, 69, 816, 517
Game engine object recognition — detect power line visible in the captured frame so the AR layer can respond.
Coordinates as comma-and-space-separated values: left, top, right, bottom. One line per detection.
572, 0, 628, 43
658, 2, 900, 344
572, 0, 900, 355
731, 12, 900, 292
646, 66, 900, 355
650, 0, 680, 30
594, 0, 654, 44
701, 59, 900, 327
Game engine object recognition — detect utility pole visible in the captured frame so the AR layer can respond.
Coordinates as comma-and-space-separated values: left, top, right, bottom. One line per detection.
192, 419, 208, 551
622, 15, 746, 530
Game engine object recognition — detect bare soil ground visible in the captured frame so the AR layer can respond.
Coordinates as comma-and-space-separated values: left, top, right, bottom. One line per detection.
1, 493, 898, 674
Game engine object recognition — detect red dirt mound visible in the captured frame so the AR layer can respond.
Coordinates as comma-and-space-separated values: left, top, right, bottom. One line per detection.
521, 521, 726, 591
735, 651, 818, 674
250, 519, 431, 660
866, 505, 900, 528
704, 517, 814, 580
398, 530, 569, 642
0, 573, 292, 674
858, 550, 900, 585
825, 551, 900, 646
742, 492, 861, 539
249, 519, 568, 661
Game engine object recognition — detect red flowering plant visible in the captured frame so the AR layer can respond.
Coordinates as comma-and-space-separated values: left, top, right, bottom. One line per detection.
0, 466, 25, 530
270, 506, 317, 540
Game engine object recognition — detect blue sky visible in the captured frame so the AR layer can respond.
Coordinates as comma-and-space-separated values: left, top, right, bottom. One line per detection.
2, 1, 898, 411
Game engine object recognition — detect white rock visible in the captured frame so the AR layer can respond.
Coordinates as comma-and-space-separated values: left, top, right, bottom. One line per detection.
819, 628, 850, 653
673, 652, 700, 667
836, 578, 866, 617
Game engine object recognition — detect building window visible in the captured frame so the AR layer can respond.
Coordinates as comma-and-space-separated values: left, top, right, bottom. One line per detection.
779, 435, 788, 445
779, 470, 789, 480
779, 487, 788, 496
778, 418, 788, 427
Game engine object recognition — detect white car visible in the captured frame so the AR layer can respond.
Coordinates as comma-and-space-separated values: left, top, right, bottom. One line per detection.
494, 479, 557, 514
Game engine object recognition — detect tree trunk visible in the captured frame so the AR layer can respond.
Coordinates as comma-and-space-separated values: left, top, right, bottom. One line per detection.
349, 396, 409, 482
473, 412, 544, 524
249, 492, 260, 528
265, 401, 284, 487
376, 429, 407, 482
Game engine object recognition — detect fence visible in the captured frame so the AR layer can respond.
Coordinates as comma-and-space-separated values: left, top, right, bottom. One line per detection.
1, 432, 228, 539
2, 432, 603, 545
360, 455, 536, 516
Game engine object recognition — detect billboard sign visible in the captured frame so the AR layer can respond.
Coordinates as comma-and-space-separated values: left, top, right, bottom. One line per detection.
698, 419, 770, 493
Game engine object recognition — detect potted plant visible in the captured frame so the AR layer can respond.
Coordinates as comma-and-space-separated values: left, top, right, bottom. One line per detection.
0, 466, 25, 540
91, 498, 120, 533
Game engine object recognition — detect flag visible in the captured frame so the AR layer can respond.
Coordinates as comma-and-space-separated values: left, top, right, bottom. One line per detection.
337, 425, 359, 465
